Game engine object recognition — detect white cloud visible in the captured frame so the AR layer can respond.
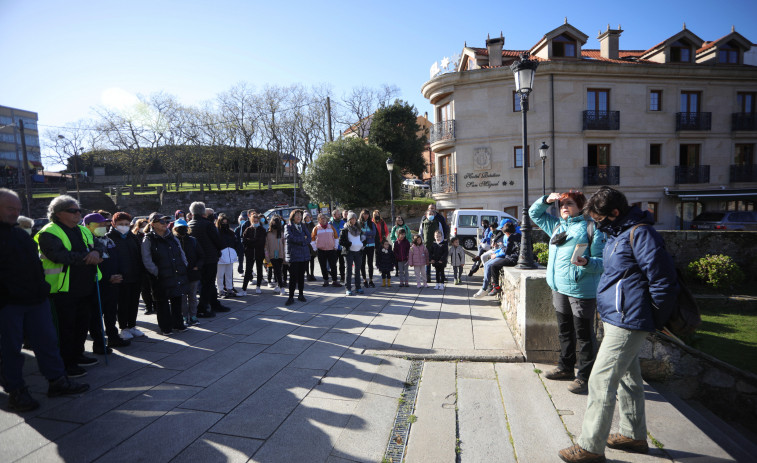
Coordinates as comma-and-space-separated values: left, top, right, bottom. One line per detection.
100, 87, 139, 110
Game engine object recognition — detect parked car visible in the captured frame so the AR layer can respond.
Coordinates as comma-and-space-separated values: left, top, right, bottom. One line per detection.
402, 178, 430, 190
263, 205, 306, 224
450, 209, 518, 250
32, 218, 49, 236
690, 211, 757, 231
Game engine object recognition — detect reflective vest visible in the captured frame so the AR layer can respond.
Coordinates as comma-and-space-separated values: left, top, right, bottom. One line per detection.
34, 222, 102, 294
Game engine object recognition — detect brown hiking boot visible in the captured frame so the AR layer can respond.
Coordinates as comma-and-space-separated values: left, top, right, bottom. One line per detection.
558, 444, 605, 462
606, 433, 649, 454
544, 367, 575, 381
568, 378, 588, 394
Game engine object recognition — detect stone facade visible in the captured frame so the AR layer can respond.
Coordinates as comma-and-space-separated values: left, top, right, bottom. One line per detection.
422, 23, 757, 230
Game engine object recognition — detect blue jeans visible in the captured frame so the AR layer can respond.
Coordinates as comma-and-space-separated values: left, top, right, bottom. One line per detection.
0, 301, 66, 391
346, 250, 363, 290
577, 322, 648, 454
481, 257, 507, 290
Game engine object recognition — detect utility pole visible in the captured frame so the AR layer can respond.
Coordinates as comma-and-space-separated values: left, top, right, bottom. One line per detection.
326, 97, 334, 142
18, 120, 33, 217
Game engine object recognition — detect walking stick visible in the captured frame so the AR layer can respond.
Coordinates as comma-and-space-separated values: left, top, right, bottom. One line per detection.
94, 274, 109, 365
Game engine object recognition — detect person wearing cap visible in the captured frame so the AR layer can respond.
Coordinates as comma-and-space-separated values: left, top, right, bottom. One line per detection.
173, 218, 204, 326
168, 210, 184, 231
83, 213, 129, 352
107, 212, 145, 341
0, 189, 90, 412
35, 195, 103, 378
141, 212, 189, 335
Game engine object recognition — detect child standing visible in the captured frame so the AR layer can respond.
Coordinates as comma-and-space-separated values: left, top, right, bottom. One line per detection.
429, 230, 448, 289
393, 229, 410, 287
449, 236, 466, 285
408, 235, 429, 288
376, 239, 397, 287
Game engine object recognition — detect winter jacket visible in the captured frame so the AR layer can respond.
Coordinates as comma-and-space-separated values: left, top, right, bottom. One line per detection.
94, 235, 120, 283
218, 227, 240, 264
284, 223, 311, 263
529, 195, 606, 299
491, 233, 521, 266
0, 222, 50, 308
311, 223, 338, 251
390, 224, 412, 243
429, 240, 449, 266
141, 230, 188, 300
340, 226, 364, 253
376, 246, 397, 273
596, 207, 678, 332
242, 224, 267, 254
264, 229, 286, 261
360, 221, 377, 248
393, 238, 410, 262
330, 218, 346, 250
188, 216, 223, 264
419, 215, 442, 246
449, 245, 466, 267
106, 228, 143, 284
408, 244, 429, 266
375, 220, 389, 244
176, 233, 204, 281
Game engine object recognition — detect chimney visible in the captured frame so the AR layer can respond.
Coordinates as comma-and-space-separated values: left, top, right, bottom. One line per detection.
598, 25, 623, 60
486, 33, 504, 67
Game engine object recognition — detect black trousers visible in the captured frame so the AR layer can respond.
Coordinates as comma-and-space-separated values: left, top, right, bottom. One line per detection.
156, 296, 184, 333
50, 292, 94, 368
360, 247, 374, 282
317, 249, 338, 282
117, 281, 141, 330
271, 258, 284, 288
92, 281, 119, 342
198, 263, 221, 313
337, 253, 345, 280
288, 261, 306, 297
554, 309, 596, 382
140, 274, 154, 311
243, 249, 264, 289
433, 264, 446, 283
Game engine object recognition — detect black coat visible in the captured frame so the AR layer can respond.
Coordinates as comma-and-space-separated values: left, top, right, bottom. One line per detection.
188, 216, 222, 264
106, 229, 143, 284
143, 231, 188, 300
376, 247, 397, 273
430, 241, 449, 266
242, 224, 267, 254
176, 233, 204, 282
0, 223, 49, 308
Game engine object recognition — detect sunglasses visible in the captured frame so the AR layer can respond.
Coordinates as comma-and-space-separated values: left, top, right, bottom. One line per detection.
152, 219, 168, 225
64, 208, 82, 214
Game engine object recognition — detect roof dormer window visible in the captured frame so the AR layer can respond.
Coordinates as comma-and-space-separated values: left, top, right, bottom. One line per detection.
670, 40, 692, 62
553, 34, 577, 58
718, 41, 740, 64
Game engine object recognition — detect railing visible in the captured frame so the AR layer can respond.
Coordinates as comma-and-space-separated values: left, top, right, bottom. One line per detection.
731, 113, 757, 131
583, 166, 620, 186
431, 173, 457, 194
730, 164, 757, 182
675, 165, 710, 184
429, 120, 455, 144
676, 112, 712, 131
582, 110, 620, 130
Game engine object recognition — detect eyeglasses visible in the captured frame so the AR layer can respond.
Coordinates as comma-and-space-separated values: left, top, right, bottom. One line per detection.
64, 208, 82, 214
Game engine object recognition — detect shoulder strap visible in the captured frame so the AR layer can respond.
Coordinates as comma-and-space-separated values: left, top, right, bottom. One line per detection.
628, 224, 649, 250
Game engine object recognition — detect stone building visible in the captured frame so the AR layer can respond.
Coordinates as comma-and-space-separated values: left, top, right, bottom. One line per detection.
421, 22, 757, 229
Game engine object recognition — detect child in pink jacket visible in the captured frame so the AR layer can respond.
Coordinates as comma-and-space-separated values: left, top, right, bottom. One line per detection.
408, 235, 430, 288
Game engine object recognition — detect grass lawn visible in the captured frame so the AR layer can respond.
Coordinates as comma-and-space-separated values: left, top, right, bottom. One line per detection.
690, 298, 757, 374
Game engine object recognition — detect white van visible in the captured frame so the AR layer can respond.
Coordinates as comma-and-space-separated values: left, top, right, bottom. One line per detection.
450, 209, 518, 250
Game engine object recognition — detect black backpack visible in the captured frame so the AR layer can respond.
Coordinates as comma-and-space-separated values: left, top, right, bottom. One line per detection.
629, 224, 701, 339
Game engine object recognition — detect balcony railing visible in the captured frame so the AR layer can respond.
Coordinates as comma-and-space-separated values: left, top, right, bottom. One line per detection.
730, 164, 757, 182
431, 173, 457, 194
675, 165, 710, 184
732, 113, 757, 131
429, 120, 455, 144
583, 166, 620, 186
676, 112, 712, 131
582, 110, 620, 130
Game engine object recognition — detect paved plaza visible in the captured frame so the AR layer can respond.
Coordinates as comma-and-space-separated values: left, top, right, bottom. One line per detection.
0, 269, 748, 462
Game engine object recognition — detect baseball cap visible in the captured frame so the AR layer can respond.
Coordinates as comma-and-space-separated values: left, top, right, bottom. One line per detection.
83, 213, 108, 225
174, 218, 189, 228
148, 212, 171, 223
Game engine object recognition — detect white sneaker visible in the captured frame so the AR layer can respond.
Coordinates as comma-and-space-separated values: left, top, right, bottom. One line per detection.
434, 284, 440, 290
440, 283, 445, 290
120, 329, 133, 340
129, 327, 145, 337
255, 286, 262, 294
473, 289, 487, 298
267, 282, 274, 288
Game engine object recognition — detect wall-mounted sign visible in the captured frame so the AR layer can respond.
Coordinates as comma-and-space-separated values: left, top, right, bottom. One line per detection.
463, 171, 516, 189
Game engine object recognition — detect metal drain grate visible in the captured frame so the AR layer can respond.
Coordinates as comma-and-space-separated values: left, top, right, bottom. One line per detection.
383, 359, 424, 463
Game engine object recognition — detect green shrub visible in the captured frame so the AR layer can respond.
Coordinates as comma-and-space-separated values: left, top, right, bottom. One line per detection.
687, 254, 745, 291
533, 242, 549, 265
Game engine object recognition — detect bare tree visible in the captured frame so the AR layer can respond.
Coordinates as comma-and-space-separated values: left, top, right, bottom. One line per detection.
337, 84, 400, 138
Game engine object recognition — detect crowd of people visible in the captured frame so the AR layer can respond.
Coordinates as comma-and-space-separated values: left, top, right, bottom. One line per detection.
1, 186, 679, 463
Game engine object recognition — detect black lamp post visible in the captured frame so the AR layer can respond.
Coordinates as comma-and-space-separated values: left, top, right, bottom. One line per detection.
539, 142, 549, 196
58, 134, 80, 202
386, 157, 395, 223
510, 53, 539, 269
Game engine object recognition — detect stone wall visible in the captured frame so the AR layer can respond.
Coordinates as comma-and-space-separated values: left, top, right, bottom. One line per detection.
659, 231, 757, 282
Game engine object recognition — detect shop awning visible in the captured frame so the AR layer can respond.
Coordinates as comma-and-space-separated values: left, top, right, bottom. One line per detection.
664, 187, 757, 201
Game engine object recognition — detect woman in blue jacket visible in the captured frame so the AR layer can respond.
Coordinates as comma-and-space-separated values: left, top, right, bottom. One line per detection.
358, 209, 377, 288
283, 209, 310, 306
529, 191, 605, 394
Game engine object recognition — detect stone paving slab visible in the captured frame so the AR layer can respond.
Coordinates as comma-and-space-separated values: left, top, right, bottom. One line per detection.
458, 378, 516, 463
329, 392, 399, 462
170, 432, 264, 463
165, 342, 267, 387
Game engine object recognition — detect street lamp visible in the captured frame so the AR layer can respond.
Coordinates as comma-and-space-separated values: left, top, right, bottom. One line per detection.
539, 142, 549, 196
386, 157, 395, 223
58, 135, 81, 202
510, 53, 539, 269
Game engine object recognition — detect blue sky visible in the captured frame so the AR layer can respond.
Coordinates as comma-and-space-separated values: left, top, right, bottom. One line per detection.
2, 0, 756, 134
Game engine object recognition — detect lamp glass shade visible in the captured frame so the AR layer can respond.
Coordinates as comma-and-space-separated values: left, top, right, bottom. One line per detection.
510, 55, 539, 94
386, 158, 394, 171
539, 143, 549, 160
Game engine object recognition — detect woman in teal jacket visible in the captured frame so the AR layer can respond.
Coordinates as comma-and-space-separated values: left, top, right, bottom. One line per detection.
529, 191, 605, 394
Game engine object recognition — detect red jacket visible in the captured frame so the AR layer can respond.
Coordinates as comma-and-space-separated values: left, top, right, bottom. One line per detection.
393, 238, 410, 262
